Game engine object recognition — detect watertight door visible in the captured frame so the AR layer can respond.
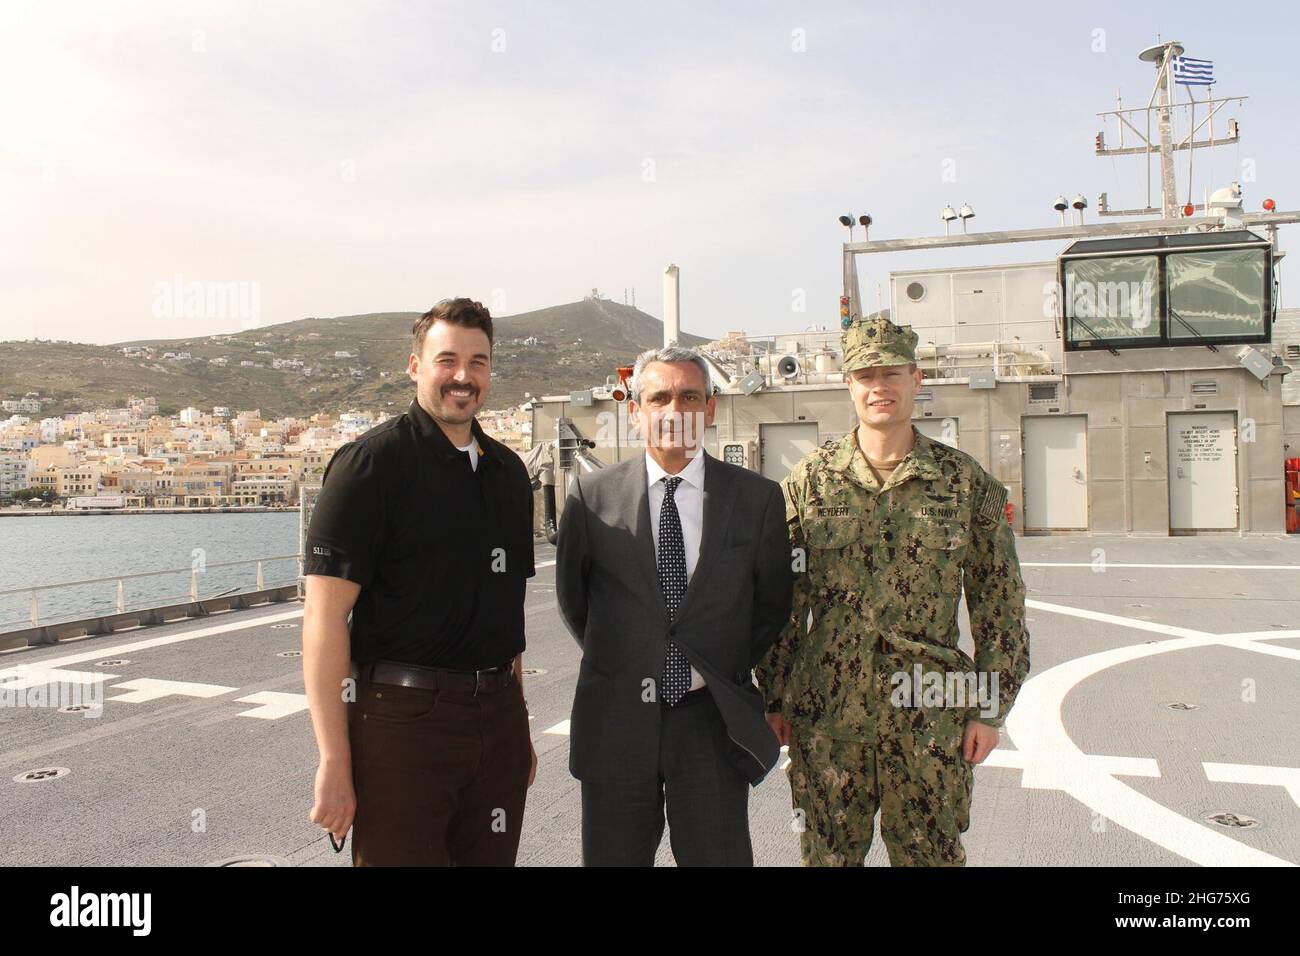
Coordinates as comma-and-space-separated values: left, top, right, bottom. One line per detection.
759, 421, 820, 483
1167, 411, 1238, 530
1023, 415, 1088, 530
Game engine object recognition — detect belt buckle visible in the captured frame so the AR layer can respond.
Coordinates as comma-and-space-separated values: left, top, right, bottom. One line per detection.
473, 669, 483, 697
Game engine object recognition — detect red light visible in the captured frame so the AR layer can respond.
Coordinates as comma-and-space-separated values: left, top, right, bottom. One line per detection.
839, 296, 849, 305
1183, 204, 1195, 217
1264, 198, 1277, 211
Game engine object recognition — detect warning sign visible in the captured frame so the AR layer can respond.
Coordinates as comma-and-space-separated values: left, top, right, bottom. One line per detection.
1174, 423, 1230, 464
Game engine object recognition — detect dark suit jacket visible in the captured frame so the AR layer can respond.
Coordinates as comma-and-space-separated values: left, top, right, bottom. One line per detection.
555, 451, 793, 786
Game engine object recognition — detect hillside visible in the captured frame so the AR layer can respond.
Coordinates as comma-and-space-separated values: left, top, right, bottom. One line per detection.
0, 299, 709, 417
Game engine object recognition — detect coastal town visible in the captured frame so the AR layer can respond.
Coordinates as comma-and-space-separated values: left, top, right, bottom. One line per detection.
0, 392, 532, 512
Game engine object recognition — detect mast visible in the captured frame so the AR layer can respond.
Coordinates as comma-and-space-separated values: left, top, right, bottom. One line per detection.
1095, 39, 1245, 218
1154, 41, 1180, 218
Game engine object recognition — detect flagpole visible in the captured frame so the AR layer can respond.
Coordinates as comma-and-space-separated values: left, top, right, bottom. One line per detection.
1186, 82, 1195, 208
1207, 81, 1215, 189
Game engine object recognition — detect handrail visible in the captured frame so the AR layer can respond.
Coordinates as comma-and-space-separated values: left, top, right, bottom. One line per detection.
0, 553, 304, 631
0, 554, 302, 597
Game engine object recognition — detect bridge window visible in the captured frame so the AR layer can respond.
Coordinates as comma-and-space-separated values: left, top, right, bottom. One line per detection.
1166, 248, 1268, 343
1059, 230, 1273, 351
1063, 256, 1159, 347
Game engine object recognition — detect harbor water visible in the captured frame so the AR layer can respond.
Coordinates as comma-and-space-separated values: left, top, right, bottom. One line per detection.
0, 512, 300, 632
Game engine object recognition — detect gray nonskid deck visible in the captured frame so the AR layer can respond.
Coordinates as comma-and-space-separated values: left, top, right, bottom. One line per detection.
1, 536, 1297, 867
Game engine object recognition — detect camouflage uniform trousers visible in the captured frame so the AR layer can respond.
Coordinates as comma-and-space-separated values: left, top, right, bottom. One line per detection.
787, 671, 974, 867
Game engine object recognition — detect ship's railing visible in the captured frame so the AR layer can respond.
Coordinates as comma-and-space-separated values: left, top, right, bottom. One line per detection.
704, 319, 1063, 387
0, 554, 302, 634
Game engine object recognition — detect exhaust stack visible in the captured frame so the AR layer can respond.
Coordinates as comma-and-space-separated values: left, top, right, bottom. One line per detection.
663, 264, 680, 348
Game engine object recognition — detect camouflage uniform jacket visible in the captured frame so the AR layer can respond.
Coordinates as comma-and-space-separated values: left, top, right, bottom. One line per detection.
755, 427, 1030, 740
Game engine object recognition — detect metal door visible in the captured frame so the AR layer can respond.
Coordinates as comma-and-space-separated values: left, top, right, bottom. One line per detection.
759, 422, 820, 483
913, 416, 959, 448
1167, 411, 1238, 530
1023, 415, 1088, 530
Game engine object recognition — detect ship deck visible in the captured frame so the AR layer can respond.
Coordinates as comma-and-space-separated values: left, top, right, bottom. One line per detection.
2, 535, 1298, 867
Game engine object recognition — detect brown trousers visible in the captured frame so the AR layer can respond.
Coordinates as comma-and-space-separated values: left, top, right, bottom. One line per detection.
348, 667, 531, 866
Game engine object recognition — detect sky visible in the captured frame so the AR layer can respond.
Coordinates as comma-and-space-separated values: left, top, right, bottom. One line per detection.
3, 0, 1297, 345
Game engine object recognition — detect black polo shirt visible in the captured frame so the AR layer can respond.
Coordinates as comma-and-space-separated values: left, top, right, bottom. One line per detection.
303, 399, 534, 669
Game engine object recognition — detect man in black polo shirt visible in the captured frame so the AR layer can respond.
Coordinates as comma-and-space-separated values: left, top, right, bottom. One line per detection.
303, 297, 536, 866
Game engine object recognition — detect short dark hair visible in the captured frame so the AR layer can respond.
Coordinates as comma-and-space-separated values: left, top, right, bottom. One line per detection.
412, 298, 494, 355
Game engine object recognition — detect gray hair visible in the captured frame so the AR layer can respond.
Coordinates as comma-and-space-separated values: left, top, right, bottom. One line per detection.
629, 347, 713, 402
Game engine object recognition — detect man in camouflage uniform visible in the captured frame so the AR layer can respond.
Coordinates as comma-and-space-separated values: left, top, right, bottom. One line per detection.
755, 314, 1030, 866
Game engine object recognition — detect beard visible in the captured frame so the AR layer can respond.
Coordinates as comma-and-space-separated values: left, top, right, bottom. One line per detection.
430, 382, 483, 423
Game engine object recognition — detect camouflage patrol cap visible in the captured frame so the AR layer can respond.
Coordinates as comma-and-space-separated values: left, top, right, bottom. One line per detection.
841, 314, 919, 371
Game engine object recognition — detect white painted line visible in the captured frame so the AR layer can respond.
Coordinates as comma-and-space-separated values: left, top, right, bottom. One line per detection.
982, 749, 1158, 777
1224, 630, 1300, 641
106, 678, 237, 703
982, 748, 1024, 769
1085, 755, 1162, 778
1204, 762, 1300, 809
1022, 562, 1300, 570
1005, 600, 1297, 867
1212, 637, 1300, 663
5, 608, 303, 671
233, 691, 309, 720
0, 667, 119, 690
544, 719, 570, 736
1026, 598, 1208, 640
536, 559, 556, 569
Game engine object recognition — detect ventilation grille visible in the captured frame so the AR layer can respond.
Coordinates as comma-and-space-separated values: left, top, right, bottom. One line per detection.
1190, 380, 1219, 395
1028, 383, 1059, 403
1286, 344, 1300, 362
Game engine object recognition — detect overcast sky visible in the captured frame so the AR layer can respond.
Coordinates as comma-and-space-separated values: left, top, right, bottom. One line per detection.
3, 0, 1296, 345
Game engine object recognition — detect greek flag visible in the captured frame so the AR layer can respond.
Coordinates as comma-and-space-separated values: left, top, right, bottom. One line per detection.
1172, 55, 1214, 86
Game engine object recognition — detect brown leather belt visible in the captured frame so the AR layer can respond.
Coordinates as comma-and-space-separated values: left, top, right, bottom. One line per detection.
350, 659, 516, 695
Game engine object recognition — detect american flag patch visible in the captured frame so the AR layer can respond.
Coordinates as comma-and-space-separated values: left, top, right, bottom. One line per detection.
976, 481, 1008, 524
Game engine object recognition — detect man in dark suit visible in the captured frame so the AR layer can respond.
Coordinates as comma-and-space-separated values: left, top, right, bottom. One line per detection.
555, 347, 794, 866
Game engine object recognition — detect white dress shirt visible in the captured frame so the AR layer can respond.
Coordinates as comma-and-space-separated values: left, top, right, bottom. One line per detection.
646, 451, 707, 690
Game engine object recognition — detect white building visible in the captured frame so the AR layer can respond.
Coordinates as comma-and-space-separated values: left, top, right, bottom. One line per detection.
0, 455, 32, 497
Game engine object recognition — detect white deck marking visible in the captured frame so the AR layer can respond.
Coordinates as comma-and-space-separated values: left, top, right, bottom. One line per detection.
1005, 601, 1298, 867
1214, 641, 1300, 662
1026, 598, 1207, 640
536, 559, 556, 569
1022, 562, 1300, 570
233, 691, 310, 720
1204, 762, 1300, 809
3, 608, 304, 671
544, 719, 570, 735
982, 748, 1159, 777
0, 666, 119, 690
1222, 630, 1300, 640
106, 678, 237, 703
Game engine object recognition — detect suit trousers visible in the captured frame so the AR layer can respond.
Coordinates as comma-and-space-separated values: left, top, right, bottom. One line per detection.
347, 667, 531, 866
580, 689, 753, 866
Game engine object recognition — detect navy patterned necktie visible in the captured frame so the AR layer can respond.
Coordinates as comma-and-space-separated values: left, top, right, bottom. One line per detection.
658, 476, 692, 706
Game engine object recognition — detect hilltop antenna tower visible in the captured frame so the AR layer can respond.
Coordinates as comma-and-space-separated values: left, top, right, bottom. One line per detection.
1096, 39, 1246, 218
